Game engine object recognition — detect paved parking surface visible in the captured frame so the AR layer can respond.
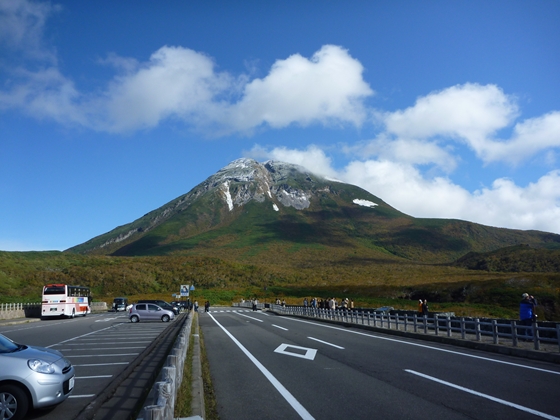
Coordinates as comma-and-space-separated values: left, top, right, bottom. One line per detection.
0, 312, 179, 420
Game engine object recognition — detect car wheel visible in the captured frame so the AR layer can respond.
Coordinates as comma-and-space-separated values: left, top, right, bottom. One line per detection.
130, 315, 139, 323
0, 384, 29, 420
161, 315, 170, 322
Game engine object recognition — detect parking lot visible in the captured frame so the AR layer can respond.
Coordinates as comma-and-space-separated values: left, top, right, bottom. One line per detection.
1, 311, 185, 420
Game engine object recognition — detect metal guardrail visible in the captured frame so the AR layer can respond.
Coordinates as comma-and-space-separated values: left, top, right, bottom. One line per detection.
0, 302, 108, 311
263, 304, 560, 352
139, 311, 193, 420
0, 303, 40, 311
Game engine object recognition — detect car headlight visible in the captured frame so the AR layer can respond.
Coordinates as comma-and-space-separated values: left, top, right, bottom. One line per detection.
28, 359, 55, 374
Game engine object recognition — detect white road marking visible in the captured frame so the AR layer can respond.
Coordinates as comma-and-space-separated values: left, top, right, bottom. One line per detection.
95, 317, 122, 322
66, 353, 139, 358
73, 362, 129, 367
208, 312, 314, 420
76, 375, 112, 379
272, 324, 288, 331
46, 324, 118, 348
57, 346, 145, 351
235, 313, 264, 322
308, 337, 344, 349
69, 394, 96, 399
274, 343, 317, 360
283, 317, 560, 376
405, 369, 560, 420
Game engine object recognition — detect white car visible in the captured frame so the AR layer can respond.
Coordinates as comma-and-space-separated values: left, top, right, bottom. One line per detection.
0, 333, 75, 420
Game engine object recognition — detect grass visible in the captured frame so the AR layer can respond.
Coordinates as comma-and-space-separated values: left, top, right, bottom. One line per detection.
199, 325, 219, 420
174, 316, 194, 418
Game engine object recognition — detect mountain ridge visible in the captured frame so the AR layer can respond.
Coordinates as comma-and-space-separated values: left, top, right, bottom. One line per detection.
67, 158, 560, 263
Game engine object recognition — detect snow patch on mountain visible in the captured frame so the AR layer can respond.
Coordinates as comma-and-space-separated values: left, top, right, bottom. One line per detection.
353, 199, 378, 208
222, 181, 234, 211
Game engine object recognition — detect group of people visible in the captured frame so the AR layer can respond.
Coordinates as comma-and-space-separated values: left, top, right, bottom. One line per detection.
415, 294, 538, 338
193, 300, 211, 312
312, 297, 354, 310
417, 299, 429, 316
273, 297, 355, 311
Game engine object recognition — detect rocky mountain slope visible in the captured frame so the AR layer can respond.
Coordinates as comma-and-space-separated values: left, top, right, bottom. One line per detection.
67, 158, 560, 263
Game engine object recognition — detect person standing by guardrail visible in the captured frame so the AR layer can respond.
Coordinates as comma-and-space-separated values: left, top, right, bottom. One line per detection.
422, 300, 429, 317
519, 293, 537, 338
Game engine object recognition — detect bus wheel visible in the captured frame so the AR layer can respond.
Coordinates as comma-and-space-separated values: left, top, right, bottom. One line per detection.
70, 309, 75, 319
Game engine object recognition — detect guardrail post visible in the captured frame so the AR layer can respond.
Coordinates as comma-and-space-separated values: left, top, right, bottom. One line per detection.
475, 318, 481, 341
461, 318, 466, 339
423, 316, 427, 334
143, 405, 165, 420
413, 314, 417, 332
446, 316, 451, 337
533, 323, 540, 351
492, 320, 498, 344
162, 367, 176, 415
556, 324, 560, 353
434, 315, 439, 336
511, 321, 518, 347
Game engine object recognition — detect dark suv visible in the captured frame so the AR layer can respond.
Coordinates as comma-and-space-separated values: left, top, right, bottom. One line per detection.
137, 300, 179, 315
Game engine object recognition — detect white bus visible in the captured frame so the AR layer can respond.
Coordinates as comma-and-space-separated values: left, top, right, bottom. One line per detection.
41, 284, 91, 318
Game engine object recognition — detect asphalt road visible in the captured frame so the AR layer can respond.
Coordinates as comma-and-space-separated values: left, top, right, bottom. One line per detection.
0, 311, 175, 420
199, 308, 560, 420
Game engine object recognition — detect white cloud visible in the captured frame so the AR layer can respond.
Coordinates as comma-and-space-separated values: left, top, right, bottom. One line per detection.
0, 66, 85, 125
248, 144, 337, 178
225, 45, 374, 131
98, 46, 232, 132
0, 24, 374, 134
380, 84, 560, 166
254, 146, 560, 234
383, 84, 517, 141
479, 111, 560, 164
346, 135, 458, 172
0, 0, 59, 62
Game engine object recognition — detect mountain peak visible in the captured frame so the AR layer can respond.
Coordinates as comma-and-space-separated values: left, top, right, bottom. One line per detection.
67, 157, 560, 260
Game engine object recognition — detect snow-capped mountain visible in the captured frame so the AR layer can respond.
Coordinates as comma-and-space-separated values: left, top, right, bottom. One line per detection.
67, 158, 560, 263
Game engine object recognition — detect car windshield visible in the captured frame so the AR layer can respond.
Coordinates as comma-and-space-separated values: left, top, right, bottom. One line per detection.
0, 334, 21, 353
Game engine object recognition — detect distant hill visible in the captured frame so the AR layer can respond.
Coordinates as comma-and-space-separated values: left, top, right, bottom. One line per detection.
453, 244, 560, 272
67, 158, 560, 264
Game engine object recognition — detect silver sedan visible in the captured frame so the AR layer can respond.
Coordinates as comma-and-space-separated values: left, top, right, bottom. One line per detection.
129, 303, 175, 323
0, 333, 75, 420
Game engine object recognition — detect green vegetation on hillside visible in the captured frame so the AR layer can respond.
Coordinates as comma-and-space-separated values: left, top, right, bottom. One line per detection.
1, 247, 559, 321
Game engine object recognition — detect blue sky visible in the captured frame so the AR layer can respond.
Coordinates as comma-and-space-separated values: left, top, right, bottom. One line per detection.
1, 0, 560, 251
